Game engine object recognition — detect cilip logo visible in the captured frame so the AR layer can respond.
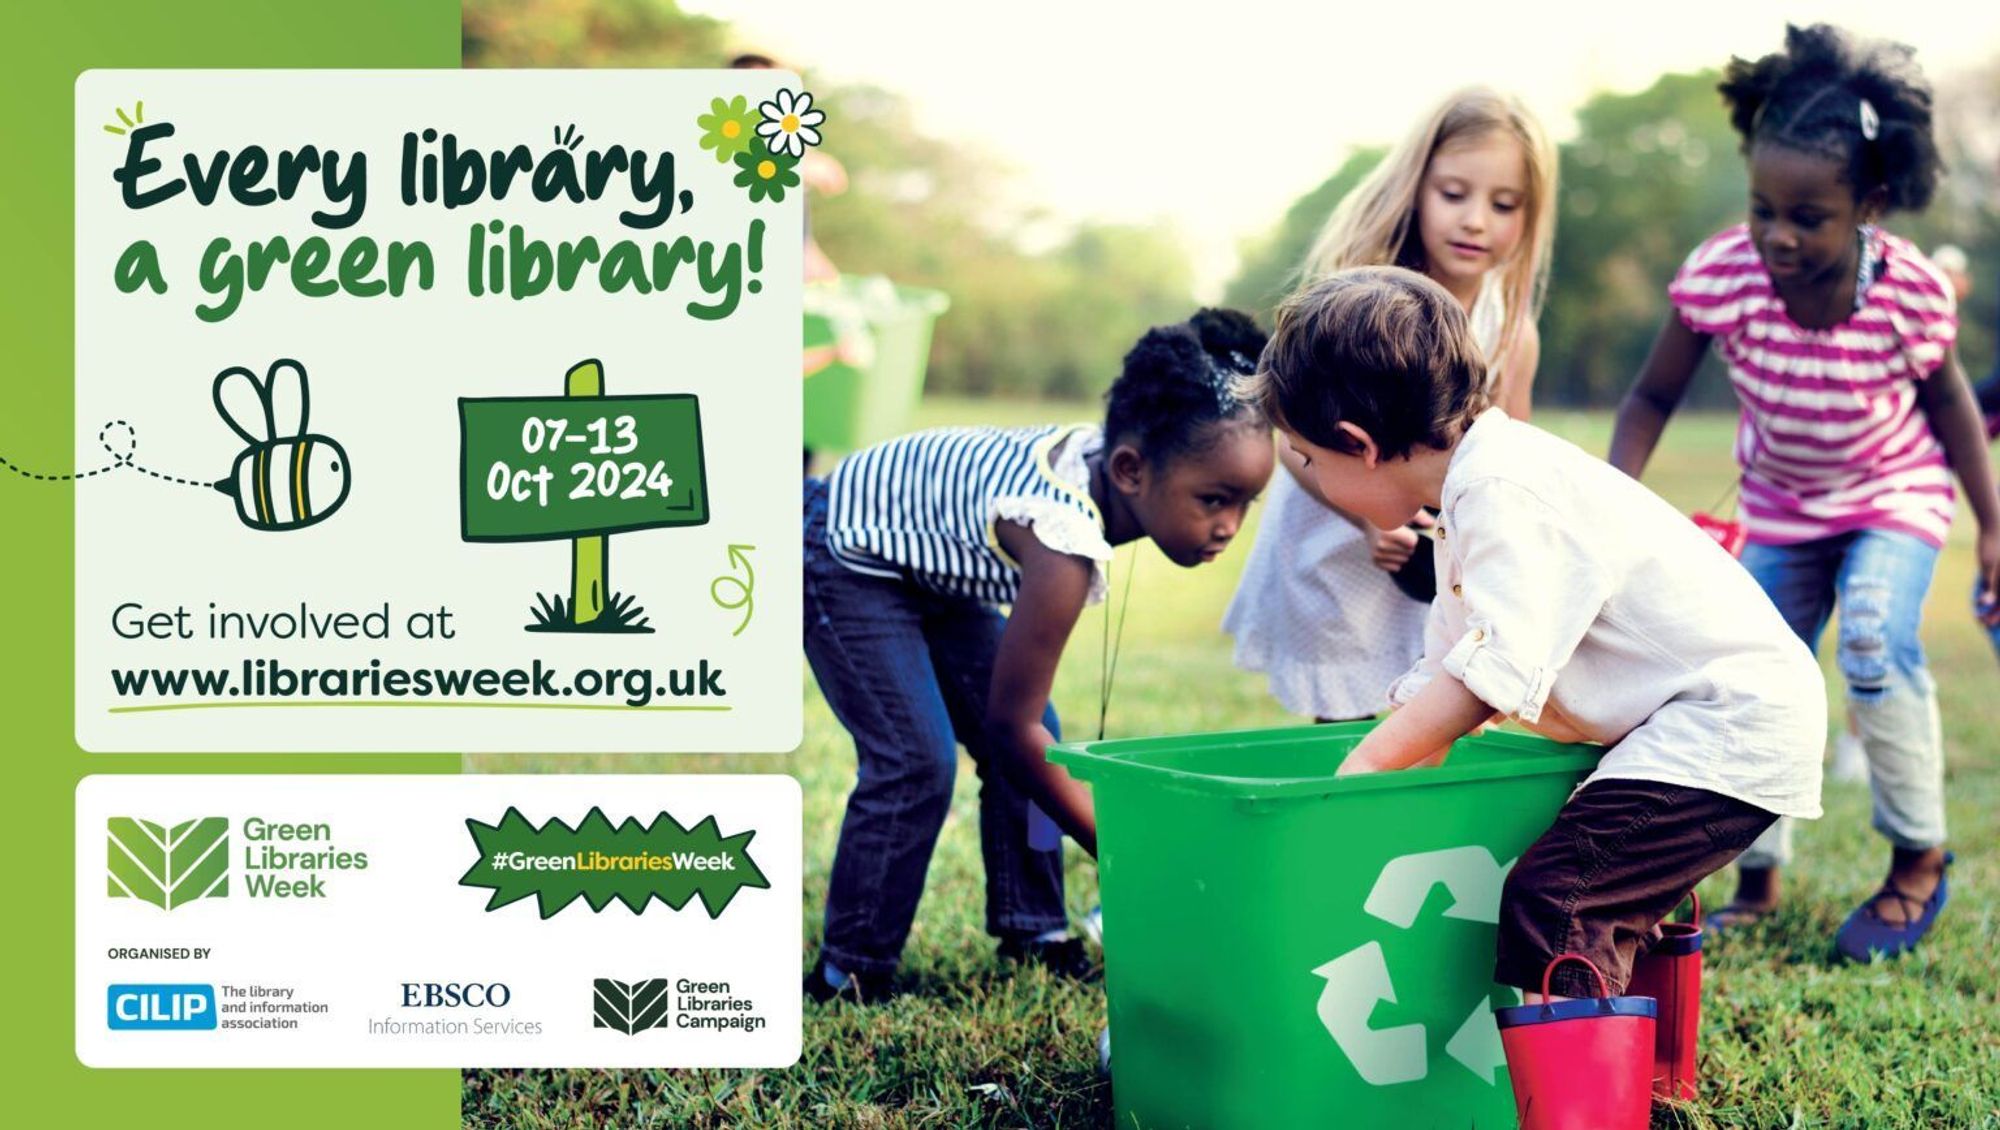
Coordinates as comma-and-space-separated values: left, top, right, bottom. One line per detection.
108, 984, 217, 1031
107, 817, 230, 910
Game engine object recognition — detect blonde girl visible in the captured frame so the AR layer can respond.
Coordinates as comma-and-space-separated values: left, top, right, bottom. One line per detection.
1225, 88, 1557, 721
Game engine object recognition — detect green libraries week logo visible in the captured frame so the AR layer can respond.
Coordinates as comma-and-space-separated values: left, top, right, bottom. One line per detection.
107, 815, 371, 908
106, 817, 229, 909
460, 806, 768, 920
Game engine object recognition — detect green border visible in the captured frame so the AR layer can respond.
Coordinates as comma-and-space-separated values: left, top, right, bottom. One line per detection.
3, 4, 460, 1128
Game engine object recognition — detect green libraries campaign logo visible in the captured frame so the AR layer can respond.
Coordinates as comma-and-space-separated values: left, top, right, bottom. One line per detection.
592, 978, 671, 1035
107, 817, 230, 909
460, 806, 768, 919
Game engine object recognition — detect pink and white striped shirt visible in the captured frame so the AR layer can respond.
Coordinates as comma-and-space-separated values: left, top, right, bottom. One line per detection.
1669, 224, 1960, 548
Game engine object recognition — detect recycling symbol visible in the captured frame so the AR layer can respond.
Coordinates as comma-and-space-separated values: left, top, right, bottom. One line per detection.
1311, 846, 1519, 1087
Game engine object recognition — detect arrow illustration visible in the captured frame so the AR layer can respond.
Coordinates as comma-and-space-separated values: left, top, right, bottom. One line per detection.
710, 544, 757, 637
1311, 942, 1428, 1086
1444, 999, 1508, 1084
1363, 846, 1515, 928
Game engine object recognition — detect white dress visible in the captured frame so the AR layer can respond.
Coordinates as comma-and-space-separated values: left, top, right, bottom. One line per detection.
1223, 275, 1508, 719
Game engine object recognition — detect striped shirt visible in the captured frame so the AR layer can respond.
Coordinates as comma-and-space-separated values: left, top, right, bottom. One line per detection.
1669, 224, 1960, 547
825, 424, 1112, 605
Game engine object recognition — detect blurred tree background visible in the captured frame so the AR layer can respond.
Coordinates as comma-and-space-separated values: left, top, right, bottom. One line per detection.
467, 0, 2000, 406
464, 0, 1193, 401
1230, 69, 2000, 407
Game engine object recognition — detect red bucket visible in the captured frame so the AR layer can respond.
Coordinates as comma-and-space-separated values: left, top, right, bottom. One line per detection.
1627, 894, 1703, 1101
1495, 954, 1657, 1130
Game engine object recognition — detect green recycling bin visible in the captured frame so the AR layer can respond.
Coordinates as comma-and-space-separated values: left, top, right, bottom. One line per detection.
803, 277, 950, 453
1049, 721, 1602, 1130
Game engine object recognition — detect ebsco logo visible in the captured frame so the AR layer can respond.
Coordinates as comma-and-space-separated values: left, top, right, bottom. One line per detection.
108, 984, 217, 1031
400, 982, 512, 1008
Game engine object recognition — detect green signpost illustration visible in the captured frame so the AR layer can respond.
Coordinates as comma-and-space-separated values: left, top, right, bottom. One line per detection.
460, 360, 708, 632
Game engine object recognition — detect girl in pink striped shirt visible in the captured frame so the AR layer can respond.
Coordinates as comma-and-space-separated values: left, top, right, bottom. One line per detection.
1608, 24, 2000, 963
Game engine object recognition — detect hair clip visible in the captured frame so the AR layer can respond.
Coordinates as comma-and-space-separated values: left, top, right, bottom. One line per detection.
1858, 98, 1880, 141
1206, 356, 1243, 414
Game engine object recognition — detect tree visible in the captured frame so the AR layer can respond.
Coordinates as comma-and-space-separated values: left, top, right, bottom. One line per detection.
463, 0, 729, 69
1541, 70, 1746, 407
1223, 148, 1385, 321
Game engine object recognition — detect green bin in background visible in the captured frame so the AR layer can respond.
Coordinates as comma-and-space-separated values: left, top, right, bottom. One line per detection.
803, 278, 950, 453
1049, 722, 1601, 1130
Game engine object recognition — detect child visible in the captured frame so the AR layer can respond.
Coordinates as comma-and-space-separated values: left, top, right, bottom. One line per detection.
1607, 24, 2000, 960
1225, 88, 1555, 721
803, 310, 1275, 1002
1246, 264, 1825, 1034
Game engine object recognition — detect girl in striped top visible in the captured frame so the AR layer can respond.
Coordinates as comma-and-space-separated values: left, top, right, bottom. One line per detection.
803, 310, 1275, 1002
1609, 24, 2000, 962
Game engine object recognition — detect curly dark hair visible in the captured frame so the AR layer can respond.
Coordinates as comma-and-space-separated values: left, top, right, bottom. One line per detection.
1718, 23, 1941, 213
1103, 308, 1268, 466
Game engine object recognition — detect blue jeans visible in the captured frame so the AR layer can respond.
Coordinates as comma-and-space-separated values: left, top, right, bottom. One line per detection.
802, 478, 1067, 975
1737, 529, 1947, 867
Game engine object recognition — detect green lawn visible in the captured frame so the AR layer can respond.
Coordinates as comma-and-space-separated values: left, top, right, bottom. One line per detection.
463, 402, 2000, 1129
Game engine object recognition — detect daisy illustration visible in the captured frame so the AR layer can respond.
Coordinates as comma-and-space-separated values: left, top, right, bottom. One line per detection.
734, 147, 801, 203
696, 95, 760, 163
756, 89, 825, 158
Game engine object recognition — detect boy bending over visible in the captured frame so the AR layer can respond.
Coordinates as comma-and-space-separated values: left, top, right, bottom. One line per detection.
1244, 266, 1825, 1002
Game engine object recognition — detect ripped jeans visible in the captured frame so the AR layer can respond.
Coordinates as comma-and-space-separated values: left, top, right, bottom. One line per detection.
1736, 529, 1946, 868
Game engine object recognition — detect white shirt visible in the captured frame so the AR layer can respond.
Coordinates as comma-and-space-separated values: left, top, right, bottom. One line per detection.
1388, 409, 1826, 818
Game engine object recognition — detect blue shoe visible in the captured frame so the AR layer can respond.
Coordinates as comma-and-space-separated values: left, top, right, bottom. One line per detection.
1834, 853, 1953, 963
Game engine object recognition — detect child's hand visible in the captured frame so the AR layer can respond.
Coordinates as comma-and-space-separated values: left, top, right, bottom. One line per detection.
1369, 513, 1431, 572
1339, 676, 1493, 776
1339, 742, 1453, 775
1979, 526, 2000, 627
1336, 747, 1395, 776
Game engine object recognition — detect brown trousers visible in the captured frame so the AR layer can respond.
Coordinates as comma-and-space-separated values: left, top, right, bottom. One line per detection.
1495, 778, 1778, 998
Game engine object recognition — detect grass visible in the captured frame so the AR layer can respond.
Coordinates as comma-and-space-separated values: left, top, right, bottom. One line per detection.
463, 401, 2000, 1129
526, 591, 654, 633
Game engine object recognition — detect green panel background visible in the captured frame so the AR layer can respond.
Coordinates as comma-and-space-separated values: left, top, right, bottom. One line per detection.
3, 3, 461, 1128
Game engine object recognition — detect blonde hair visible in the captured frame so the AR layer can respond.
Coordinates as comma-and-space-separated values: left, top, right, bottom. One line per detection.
1302, 87, 1556, 389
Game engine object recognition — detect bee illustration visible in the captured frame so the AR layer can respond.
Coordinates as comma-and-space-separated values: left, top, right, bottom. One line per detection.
211, 359, 351, 532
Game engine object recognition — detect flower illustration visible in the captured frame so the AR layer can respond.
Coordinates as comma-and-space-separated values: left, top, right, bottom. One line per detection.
733, 147, 801, 203
756, 89, 825, 158
696, 95, 760, 163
